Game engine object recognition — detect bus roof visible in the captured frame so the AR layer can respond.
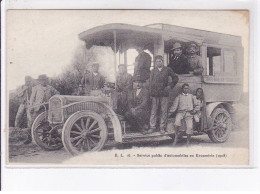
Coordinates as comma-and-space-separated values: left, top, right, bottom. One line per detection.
79, 23, 242, 50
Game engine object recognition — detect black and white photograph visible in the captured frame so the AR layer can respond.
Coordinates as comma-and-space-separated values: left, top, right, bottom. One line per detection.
4, 9, 249, 166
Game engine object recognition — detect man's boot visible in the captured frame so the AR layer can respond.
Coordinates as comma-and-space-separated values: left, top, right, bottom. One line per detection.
172, 126, 179, 145
24, 128, 32, 144
186, 134, 191, 145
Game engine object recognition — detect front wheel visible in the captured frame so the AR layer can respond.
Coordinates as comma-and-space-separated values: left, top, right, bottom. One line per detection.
62, 111, 108, 156
31, 112, 63, 151
208, 108, 232, 143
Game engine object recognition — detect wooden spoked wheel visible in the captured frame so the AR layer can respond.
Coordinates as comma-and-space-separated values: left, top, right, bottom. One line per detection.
208, 108, 232, 143
62, 111, 108, 155
31, 112, 63, 151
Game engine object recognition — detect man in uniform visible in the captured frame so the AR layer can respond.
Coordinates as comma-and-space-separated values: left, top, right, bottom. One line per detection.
168, 42, 189, 74
15, 76, 33, 128
133, 46, 152, 82
116, 64, 133, 115
186, 43, 204, 75
81, 63, 105, 90
149, 55, 179, 134
125, 75, 150, 134
26, 74, 59, 144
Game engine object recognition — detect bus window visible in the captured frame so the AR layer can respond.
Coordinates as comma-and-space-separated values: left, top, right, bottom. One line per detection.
207, 47, 222, 75
223, 50, 236, 74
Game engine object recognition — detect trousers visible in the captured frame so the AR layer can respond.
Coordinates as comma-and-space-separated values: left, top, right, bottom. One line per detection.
150, 97, 169, 130
175, 111, 193, 135
15, 104, 31, 128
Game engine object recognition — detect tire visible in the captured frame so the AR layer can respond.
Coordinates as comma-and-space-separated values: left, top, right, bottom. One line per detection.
31, 112, 63, 151
208, 108, 232, 143
62, 110, 108, 156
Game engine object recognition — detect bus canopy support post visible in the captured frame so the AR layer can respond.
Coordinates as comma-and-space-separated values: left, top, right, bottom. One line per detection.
113, 30, 117, 89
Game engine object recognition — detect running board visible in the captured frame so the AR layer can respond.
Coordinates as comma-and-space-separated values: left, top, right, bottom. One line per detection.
122, 131, 175, 140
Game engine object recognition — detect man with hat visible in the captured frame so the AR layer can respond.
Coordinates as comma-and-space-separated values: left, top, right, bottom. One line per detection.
116, 64, 133, 115
26, 74, 59, 144
149, 55, 179, 134
81, 63, 105, 91
168, 42, 189, 74
125, 74, 150, 134
133, 46, 152, 82
15, 76, 34, 129
186, 43, 204, 75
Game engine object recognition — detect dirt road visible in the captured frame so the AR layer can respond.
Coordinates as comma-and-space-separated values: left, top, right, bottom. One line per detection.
8, 128, 248, 165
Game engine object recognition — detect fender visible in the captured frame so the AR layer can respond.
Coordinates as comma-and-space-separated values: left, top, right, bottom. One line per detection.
206, 102, 234, 117
206, 102, 222, 117
63, 101, 123, 142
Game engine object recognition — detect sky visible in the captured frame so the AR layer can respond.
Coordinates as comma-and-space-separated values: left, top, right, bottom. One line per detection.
6, 10, 248, 91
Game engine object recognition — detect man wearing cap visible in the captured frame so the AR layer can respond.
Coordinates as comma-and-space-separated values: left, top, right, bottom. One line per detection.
81, 63, 105, 90
126, 74, 150, 134
15, 76, 33, 128
186, 43, 204, 75
149, 55, 179, 134
116, 64, 133, 115
133, 46, 152, 82
26, 74, 59, 144
168, 42, 189, 74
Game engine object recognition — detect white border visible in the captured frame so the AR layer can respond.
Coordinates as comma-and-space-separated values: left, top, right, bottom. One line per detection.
1, 0, 259, 190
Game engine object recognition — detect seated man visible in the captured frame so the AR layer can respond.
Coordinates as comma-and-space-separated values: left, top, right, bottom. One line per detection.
125, 75, 150, 134
186, 43, 204, 75
169, 83, 198, 145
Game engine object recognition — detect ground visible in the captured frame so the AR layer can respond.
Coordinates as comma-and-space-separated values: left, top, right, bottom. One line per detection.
7, 103, 249, 165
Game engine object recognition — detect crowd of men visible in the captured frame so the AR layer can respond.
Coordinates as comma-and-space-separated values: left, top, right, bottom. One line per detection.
79, 42, 204, 144
15, 42, 204, 145
15, 74, 59, 144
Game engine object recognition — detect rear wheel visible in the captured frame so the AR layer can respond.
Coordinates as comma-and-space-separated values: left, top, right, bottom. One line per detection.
62, 111, 108, 156
31, 112, 63, 151
208, 108, 232, 143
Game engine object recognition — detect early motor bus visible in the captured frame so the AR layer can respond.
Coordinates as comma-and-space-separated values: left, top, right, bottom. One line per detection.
31, 23, 244, 155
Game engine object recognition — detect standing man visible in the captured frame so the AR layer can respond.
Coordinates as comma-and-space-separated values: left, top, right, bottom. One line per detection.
149, 55, 179, 134
116, 64, 133, 115
169, 83, 198, 145
15, 76, 33, 129
186, 43, 204, 75
81, 63, 105, 90
168, 42, 189, 74
126, 75, 150, 134
133, 46, 152, 82
27, 74, 60, 144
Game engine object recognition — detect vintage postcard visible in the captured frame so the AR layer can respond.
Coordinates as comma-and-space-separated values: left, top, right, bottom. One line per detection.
5, 10, 249, 167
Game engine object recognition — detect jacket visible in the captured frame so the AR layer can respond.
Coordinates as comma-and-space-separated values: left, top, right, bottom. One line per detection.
168, 54, 190, 74
134, 51, 152, 81
149, 66, 179, 97
17, 84, 33, 104
116, 73, 133, 93
127, 88, 149, 113
187, 54, 204, 75
81, 72, 105, 90
30, 84, 60, 112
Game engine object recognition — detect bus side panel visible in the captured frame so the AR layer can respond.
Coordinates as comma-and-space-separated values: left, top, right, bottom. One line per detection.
202, 83, 242, 103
